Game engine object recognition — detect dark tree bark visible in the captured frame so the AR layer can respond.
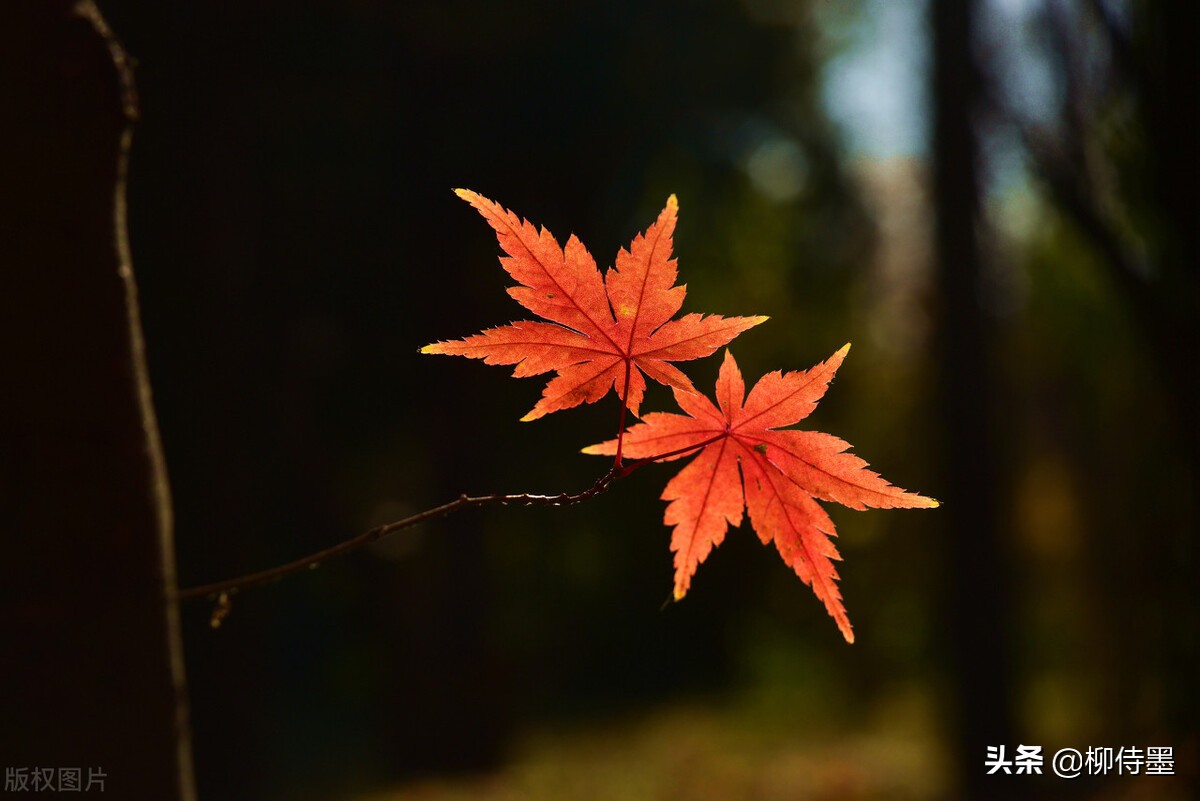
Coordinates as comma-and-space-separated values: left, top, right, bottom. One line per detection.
1145, 1, 1200, 748
929, 0, 1015, 798
0, 2, 194, 798
993, 0, 1197, 751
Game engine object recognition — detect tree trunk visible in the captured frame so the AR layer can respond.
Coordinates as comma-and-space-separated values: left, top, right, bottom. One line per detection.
0, 2, 195, 798
930, 0, 1015, 798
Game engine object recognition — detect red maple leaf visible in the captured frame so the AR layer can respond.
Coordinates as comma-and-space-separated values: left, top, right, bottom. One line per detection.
584, 346, 938, 643
422, 190, 767, 421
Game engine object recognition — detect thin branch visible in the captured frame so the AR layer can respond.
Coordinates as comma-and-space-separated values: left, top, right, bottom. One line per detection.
978, 64, 1151, 296
175, 470, 618, 603
1081, 0, 1134, 83
175, 431, 724, 605
77, 2, 197, 796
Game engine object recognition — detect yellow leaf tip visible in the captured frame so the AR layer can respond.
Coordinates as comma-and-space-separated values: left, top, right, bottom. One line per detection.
453, 188, 476, 201
666, 193, 679, 210
673, 586, 686, 601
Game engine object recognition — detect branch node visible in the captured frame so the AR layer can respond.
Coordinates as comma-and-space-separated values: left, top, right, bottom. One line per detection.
209, 592, 233, 629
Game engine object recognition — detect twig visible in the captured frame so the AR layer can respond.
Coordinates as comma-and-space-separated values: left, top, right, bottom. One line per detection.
175, 470, 618, 602
175, 432, 723, 605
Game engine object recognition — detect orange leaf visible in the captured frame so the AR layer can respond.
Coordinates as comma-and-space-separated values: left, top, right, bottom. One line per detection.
422, 190, 767, 420
584, 347, 938, 643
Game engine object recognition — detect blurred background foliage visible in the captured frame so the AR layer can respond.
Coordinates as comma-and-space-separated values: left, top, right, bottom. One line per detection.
96, 0, 1195, 798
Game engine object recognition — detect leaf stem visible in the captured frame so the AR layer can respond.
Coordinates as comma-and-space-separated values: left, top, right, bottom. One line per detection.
615, 432, 724, 477
614, 359, 633, 468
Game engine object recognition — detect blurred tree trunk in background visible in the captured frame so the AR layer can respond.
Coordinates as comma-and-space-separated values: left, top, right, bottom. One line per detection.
1136, 0, 1199, 748
932, 0, 1198, 795
1014, 0, 1199, 743
0, 2, 194, 798
930, 0, 1015, 798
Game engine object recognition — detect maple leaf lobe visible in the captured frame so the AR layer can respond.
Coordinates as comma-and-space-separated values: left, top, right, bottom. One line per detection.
584, 346, 937, 643
423, 190, 766, 421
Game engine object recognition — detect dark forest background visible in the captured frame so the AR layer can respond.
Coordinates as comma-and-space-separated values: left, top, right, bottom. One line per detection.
3, 0, 1194, 799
